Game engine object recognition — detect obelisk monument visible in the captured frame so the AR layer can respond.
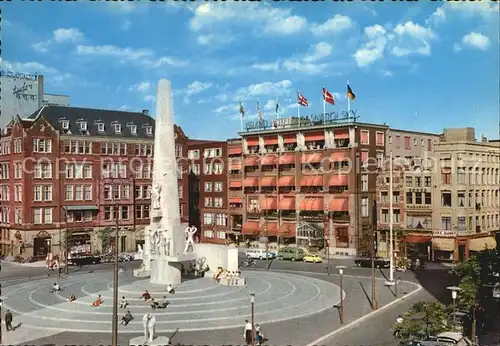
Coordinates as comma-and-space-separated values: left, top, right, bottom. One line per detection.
142, 79, 193, 285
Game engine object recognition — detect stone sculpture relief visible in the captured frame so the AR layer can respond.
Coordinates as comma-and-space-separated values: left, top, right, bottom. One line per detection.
184, 226, 197, 254
151, 184, 162, 210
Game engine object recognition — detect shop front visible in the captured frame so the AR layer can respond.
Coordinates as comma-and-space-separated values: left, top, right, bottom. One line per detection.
467, 236, 497, 258
432, 237, 456, 262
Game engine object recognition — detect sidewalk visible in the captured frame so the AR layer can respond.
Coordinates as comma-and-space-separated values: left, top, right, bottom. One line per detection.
1, 260, 47, 268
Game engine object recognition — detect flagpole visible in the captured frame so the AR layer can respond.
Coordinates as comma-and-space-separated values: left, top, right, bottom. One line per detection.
276, 94, 279, 120
347, 80, 351, 115
323, 96, 326, 123
240, 112, 243, 132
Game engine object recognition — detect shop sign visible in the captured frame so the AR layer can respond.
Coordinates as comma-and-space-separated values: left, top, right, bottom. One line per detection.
433, 230, 456, 238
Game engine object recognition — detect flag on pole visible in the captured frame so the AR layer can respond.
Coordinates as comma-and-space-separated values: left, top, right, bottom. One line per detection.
347, 84, 356, 100
239, 101, 245, 117
275, 96, 279, 115
322, 87, 335, 105
297, 92, 308, 107
257, 99, 262, 120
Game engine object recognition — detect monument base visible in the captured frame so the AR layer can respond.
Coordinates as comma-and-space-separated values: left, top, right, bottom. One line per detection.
133, 269, 150, 278
129, 335, 170, 346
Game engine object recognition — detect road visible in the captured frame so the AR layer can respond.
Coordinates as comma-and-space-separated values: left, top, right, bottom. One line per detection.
1, 258, 455, 346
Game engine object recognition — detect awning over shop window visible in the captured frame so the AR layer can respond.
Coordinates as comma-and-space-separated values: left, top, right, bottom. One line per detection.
328, 175, 348, 186
301, 153, 323, 163
229, 147, 242, 155
279, 153, 295, 165
242, 221, 260, 235
263, 136, 278, 145
432, 238, 456, 252
243, 177, 259, 187
299, 198, 324, 211
329, 197, 349, 212
244, 156, 259, 166
230, 181, 242, 188
278, 176, 295, 186
246, 137, 259, 146
404, 235, 432, 243
278, 223, 296, 237
333, 130, 349, 139
330, 151, 349, 162
262, 222, 278, 236
230, 198, 242, 204
300, 176, 323, 187
260, 177, 277, 186
468, 237, 497, 252
279, 197, 296, 210
260, 197, 277, 210
261, 155, 278, 165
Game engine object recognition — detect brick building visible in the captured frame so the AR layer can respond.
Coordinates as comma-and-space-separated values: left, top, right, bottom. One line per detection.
0, 105, 189, 259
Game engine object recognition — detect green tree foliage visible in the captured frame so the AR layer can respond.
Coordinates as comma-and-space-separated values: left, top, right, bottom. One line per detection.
393, 301, 450, 344
451, 256, 481, 285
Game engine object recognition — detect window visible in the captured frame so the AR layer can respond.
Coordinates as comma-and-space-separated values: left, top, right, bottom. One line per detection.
204, 197, 212, 207
441, 191, 452, 207
393, 192, 399, 203
376, 152, 384, 168
84, 185, 92, 200
441, 216, 452, 230
404, 136, 411, 150
191, 164, 200, 175
66, 185, 73, 200
203, 213, 214, 225
415, 177, 422, 187
393, 209, 400, 223
361, 197, 369, 217
380, 191, 388, 203
360, 130, 369, 145
33, 208, 42, 224
34, 162, 52, 179
145, 126, 153, 135
214, 198, 223, 208
415, 193, 422, 205
0, 163, 9, 180
375, 132, 384, 146
14, 208, 22, 224
13, 138, 22, 153
32, 138, 52, 153
121, 206, 129, 220
130, 125, 137, 134
425, 192, 432, 205
101, 142, 127, 156
381, 209, 389, 223
44, 208, 53, 224
424, 176, 431, 187
204, 182, 212, 192
213, 162, 223, 174
42, 185, 52, 201
14, 185, 22, 202
457, 191, 465, 207
188, 150, 200, 160
360, 151, 368, 164
34, 185, 42, 201
80, 122, 87, 131
441, 170, 451, 184
388, 136, 392, 144
214, 182, 223, 192
178, 184, 183, 198
406, 192, 413, 204
361, 174, 368, 192
175, 145, 183, 158
405, 176, 412, 187
75, 185, 83, 200
114, 124, 122, 133
216, 213, 226, 226
204, 230, 214, 238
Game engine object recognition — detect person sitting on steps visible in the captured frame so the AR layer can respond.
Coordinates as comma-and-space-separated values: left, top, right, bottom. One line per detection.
92, 294, 103, 307
167, 284, 175, 294
51, 282, 61, 292
156, 296, 169, 309
68, 293, 76, 302
121, 310, 134, 325
150, 298, 160, 309
141, 290, 151, 301
120, 296, 129, 308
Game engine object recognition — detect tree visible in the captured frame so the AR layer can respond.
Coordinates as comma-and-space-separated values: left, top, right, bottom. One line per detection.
393, 301, 449, 344
98, 228, 113, 253
451, 256, 481, 285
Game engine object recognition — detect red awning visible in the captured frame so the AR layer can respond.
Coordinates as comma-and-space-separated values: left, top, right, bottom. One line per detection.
261, 154, 278, 165
329, 197, 349, 212
229, 158, 242, 170
244, 156, 259, 166
261, 197, 278, 210
263, 222, 278, 236
279, 197, 296, 210
263, 136, 278, 145
230, 181, 242, 188
329, 175, 349, 186
300, 176, 323, 187
330, 151, 349, 162
260, 177, 277, 186
299, 198, 324, 211
278, 176, 295, 186
246, 137, 259, 146
301, 153, 323, 163
278, 223, 296, 237
243, 177, 259, 187
334, 130, 349, 139
242, 221, 260, 235
282, 134, 296, 144
404, 235, 432, 243
304, 131, 325, 142
279, 153, 295, 165
229, 147, 242, 155
230, 198, 243, 204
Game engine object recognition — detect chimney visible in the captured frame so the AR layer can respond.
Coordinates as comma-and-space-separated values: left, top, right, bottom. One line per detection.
142, 109, 149, 116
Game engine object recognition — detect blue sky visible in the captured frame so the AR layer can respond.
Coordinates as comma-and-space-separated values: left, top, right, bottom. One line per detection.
2, 1, 499, 140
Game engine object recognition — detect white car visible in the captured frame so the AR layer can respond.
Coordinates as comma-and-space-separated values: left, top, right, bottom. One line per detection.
245, 249, 273, 260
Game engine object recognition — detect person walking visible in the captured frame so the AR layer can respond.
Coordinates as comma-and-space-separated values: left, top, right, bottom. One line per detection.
243, 319, 253, 345
5, 309, 13, 331
255, 323, 264, 345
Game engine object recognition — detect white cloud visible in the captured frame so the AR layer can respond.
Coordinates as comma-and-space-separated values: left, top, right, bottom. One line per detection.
235, 80, 293, 100
74, 44, 186, 68
264, 99, 277, 111
353, 24, 388, 67
144, 95, 156, 102
185, 81, 212, 97
311, 14, 353, 36
214, 104, 239, 114
461, 32, 491, 51
31, 41, 51, 53
1, 60, 58, 74
391, 21, 436, 57
53, 28, 85, 43
129, 81, 151, 93
302, 42, 333, 63
428, 2, 499, 26
121, 20, 132, 31
251, 62, 280, 72
189, 3, 307, 35
197, 34, 234, 46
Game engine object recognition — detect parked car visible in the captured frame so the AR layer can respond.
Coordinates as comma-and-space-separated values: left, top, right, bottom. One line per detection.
277, 247, 305, 261
411, 332, 472, 346
69, 254, 102, 266
354, 256, 390, 268
303, 254, 322, 263
245, 249, 273, 260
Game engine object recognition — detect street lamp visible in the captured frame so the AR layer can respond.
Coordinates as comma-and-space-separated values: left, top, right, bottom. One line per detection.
250, 293, 256, 346
447, 286, 461, 331
111, 201, 120, 346
337, 265, 346, 324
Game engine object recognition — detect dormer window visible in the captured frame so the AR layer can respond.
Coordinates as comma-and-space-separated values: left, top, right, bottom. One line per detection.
80, 122, 87, 131
62, 120, 69, 130
97, 123, 104, 132
130, 125, 137, 134
145, 126, 152, 135
114, 124, 122, 133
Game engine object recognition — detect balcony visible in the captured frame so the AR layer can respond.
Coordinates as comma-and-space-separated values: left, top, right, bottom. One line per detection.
228, 189, 243, 198
247, 212, 261, 220
229, 206, 243, 214
229, 173, 242, 180
245, 170, 261, 177
262, 169, 278, 177
330, 211, 350, 222
300, 211, 325, 222
281, 212, 297, 221
278, 187, 295, 194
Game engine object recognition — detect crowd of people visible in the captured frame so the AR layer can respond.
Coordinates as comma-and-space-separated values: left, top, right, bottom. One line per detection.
212, 267, 242, 285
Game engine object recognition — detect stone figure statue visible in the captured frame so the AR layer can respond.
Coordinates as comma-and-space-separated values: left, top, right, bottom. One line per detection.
184, 226, 197, 253
142, 312, 156, 342
137, 244, 143, 254
151, 184, 162, 210
161, 232, 171, 256
150, 229, 160, 255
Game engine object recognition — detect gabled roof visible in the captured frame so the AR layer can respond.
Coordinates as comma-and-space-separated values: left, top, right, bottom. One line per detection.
27, 105, 156, 139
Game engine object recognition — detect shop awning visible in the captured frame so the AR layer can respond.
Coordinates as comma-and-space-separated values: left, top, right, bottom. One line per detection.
262, 222, 278, 236
299, 198, 324, 211
263, 136, 278, 145
300, 175, 323, 187
468, 237, 497, 252
279, 197, 296, 210
229, 147, 242, 155
229, 159, 242, 170
229, 198, 242, 204
261, 154, 278, 165
230, 181, 242, 188
279, 153, 295, 165
334, 130, 349, 139
243, 177, 259, 187
328, 175, 349, 186
330, 151, 349, 162
432, 238, 456, 252
329, 197, 349, 212
304, 131, 325, 142
260, 197, 277, 210
278, 176, 295, 186
244, 156, 259, 166
260, 177, 277, 186
246, 137, 259, 146
242, 221, 260, 235
278, 223, 296, 237
282, 134, 296, 144
64, 205, 99, 211
301, 153, 323, 163
404, 235, 432, 243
